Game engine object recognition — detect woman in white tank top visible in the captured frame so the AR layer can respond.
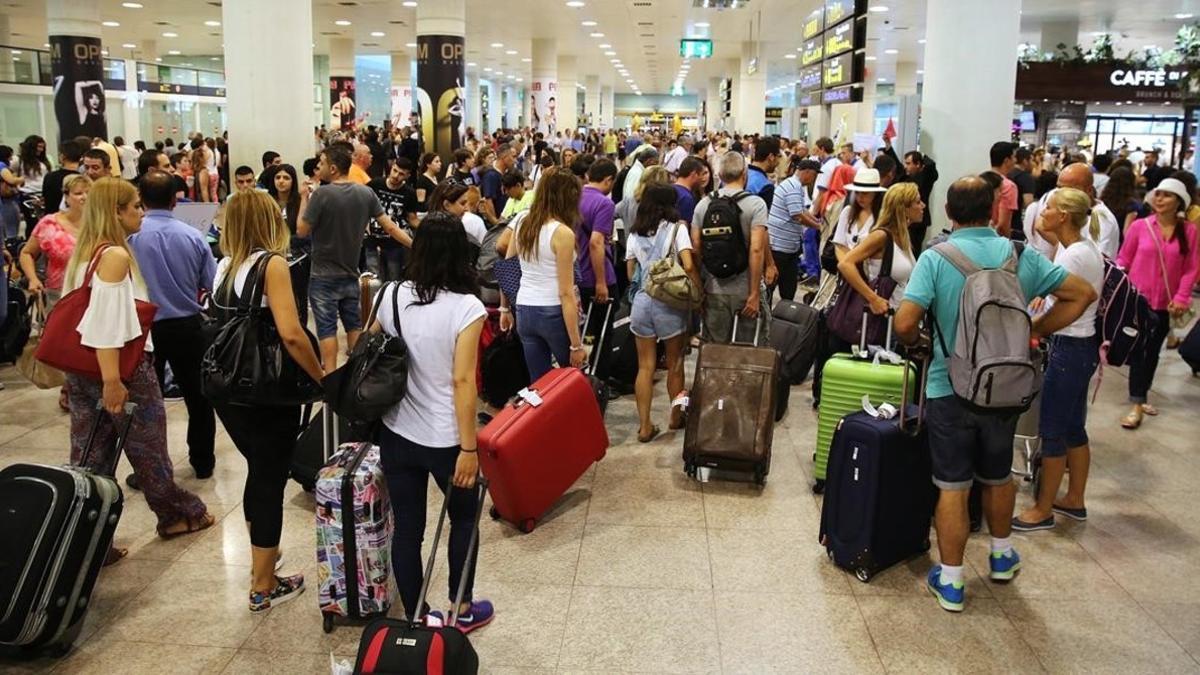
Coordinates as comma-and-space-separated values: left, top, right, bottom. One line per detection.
505, 167, 585, 380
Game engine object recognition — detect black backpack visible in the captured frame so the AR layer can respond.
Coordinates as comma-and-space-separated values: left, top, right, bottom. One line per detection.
611, 166, 632, 204
699, 191, 751, 279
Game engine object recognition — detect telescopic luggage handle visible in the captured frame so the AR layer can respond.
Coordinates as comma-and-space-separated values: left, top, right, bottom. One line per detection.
412, 476, 489, 628
856, 306, 894, 356
731, 313, 764, 347
581, 300, 614, 374
81, 401, 139, 478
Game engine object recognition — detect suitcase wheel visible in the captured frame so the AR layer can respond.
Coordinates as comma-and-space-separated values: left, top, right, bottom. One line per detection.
753, 469, 766, 488
684, 462, 696, 479
489, 506, 500, 521
855, 567, 872, 583
518, 518, 536, 534
322, 614, 335, 634
811, 479, 825, 495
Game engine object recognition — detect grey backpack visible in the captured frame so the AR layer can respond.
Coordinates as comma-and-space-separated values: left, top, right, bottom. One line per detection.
931, 241, 1040, 414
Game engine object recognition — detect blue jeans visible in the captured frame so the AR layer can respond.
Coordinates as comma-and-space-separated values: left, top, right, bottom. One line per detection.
364, 241, 406, 282
1039, 334, 1099, 457
801, 227, 820, 278
378, 427, 480, 619
309, 276, 361, 339
516, 304, 571, 382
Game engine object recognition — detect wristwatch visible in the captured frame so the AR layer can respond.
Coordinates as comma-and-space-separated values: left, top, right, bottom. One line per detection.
569, 344, 586, 352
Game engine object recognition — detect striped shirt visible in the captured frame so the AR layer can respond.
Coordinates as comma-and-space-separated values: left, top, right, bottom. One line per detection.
767, 176, 811, 254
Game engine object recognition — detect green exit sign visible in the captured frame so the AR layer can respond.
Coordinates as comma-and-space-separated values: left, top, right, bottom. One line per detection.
680, 39, 713, 59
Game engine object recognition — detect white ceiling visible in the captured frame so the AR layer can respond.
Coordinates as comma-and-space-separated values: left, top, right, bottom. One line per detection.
0, 0, 1199, 95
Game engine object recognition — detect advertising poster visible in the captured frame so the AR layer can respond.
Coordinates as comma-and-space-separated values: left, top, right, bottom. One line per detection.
530, 78, 558, 136
330, 76, 357, 131
50, 35, 107, 142
390, 85, 414, 129
479, 83, 490, 134
416, 34, 465, 162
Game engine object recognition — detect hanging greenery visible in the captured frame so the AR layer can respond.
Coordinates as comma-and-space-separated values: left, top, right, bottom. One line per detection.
1017, 25, 1200, 69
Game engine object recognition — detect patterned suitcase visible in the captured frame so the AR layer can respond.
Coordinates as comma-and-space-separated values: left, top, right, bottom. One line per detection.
315, 441, 393, 634
813, 312, 914, 491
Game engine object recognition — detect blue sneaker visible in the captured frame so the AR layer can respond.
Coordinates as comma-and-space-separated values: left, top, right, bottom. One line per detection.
450, 599, 494, 634
989, 548, 1022, 582
926, 566, 965, 613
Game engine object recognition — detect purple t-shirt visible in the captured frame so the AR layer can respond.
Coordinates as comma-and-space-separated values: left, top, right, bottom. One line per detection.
674, 184, 697, 223
577, 185, 617, 287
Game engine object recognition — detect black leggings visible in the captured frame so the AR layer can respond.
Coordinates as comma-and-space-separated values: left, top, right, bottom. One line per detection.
216, 403, 301, 548
1128, 309, 1172, 404
771, 249, 801, 302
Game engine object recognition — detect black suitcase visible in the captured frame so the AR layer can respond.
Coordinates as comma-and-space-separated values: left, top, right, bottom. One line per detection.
290, 406, 372, 492
819, 365, 937, 582
480, 330, 530, 409
353, 479, 486, 675
770, 299, 820, 385
0, 404, 133, 656
1182, 320, 1200, 375
606, 300, 638, 387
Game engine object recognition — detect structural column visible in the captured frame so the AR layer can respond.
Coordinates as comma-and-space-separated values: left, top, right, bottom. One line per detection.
894, 61, 920, 156
705, 78, 723, 132
600, 85, 614, 130
222, 0, 314, 169
328, 37, 356, 130
464, 70, 481, 136
484, 78, 501, 134
736, 43, 766, 135
557, 55, 578, 134
390, 51, 413, 128
47, 0, 107, 142
530, 39, 557, 136
0, 15, 15, 81
725, 58, 742, 129
506, 84, 522, 129
1039, 19, 1079, 56
584, 74, 600, 128
921, 0, 1020, 233
416, 0, 465, 161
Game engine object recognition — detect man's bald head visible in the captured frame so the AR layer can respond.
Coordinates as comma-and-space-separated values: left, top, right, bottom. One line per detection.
946, 175, 994, 227
1058, 163, 1095, 198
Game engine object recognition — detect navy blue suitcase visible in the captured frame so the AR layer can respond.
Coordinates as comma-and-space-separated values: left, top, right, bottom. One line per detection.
818, 366, 938, 582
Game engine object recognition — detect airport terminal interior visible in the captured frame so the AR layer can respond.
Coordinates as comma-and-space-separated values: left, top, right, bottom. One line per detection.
2, 0, 1200, 673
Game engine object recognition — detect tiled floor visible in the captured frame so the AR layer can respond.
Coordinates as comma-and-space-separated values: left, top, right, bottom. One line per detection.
2, 344, 1199, 674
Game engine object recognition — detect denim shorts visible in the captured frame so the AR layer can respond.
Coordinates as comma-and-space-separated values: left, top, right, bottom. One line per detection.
926, 396, 1019, 491
309, 276, 361, 339
630, 291, 688, 341
1038, 334, 1100, 457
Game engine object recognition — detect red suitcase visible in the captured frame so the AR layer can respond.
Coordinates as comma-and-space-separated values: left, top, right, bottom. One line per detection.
478, 367, 608, 533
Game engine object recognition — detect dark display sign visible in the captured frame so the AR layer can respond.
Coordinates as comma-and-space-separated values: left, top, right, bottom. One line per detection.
803, 8, 824, 41
799, 65, 823, 92
824, 0, 868, 26
823, 86, 863, 104
330, 76, 357, 131
801, 38, 824, 67
798, 92, 819, 107
416, 34, 465, 161
824, 17, 865, 59
823, 51, 864, 89
50, 34, 107, 142
1015, 62, 1187, 103
765, 107, 783, 119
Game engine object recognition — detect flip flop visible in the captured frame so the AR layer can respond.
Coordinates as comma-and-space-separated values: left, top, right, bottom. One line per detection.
1141, 404, 1159, 416
157, 513, 216, 540
1120, 410, 1143, 429
637, 426, 661, 443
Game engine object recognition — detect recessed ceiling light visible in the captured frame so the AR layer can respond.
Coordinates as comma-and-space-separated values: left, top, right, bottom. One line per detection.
10, 50, 20, 55
155, 57, 162, 61
405, 42, 417, 47
868, 5, 889, 11
604, 50, 616, 56
507, 74, 515, 79
877, 77, 887, 82
121, 2, 144, 7
43, 43, 49, 47
589, 32, 605, 38
490, 42, 504, 48
484, 67, 492, 72
598, 43, 611, 48
102, 20, 120, 27
610, 58, 621, 63
122, 42, 137, 48
521, 57, 531, 62
696, 21, 710, 27
516, 77, 523, 82
371, 31, 385, 37
785, 53, 797, 59
162, 31, 178, 37
916, 69, 924, 74
505, 49, 518, 54
918, 38, 926, 44
566, 0, 586, 6
168, 49, 181, 55
402, 1, 418, 6
335, 19, 352, 26
495, 71, 504, 75
581, 20, 597, 26
210, 57, 220, 61
467, 61, 477, 66
204, 20, 220, 27
1176, 12, 1194, 19
884, 48, 898, 54
865, 55, 877, 61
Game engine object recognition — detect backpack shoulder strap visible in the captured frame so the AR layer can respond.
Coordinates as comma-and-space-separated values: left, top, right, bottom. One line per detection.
931, 241, 979, 278
1003, 241, 1024, 273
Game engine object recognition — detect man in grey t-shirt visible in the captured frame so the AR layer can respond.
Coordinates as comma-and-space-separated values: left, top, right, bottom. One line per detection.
300, 143, 411, 373
691, 151, 773, 344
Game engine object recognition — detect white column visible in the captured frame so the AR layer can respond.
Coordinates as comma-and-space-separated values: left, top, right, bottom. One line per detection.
1039, 19, 1078, 55
329, 37, 354, 78
122, 59, 140, 143
530, 39, 557, 135
465, 70, 481, 135
921, 0, 1020, 232
584, 74, 600, 128
557, 55, 578, 133
390, 52, 411, 88
485, 79, 501, 133
600, 85, 614, 130
415, 0, 465, 159
505, 85, 521, 129
807, 105, 830, 140
895, 61, 918, 96
726, 58, 742, 129
222, 0, 314, 169
854, 75, 878, 134
894, 62, 920, 157
705, 78, 722, 132
736, 44, 766, 135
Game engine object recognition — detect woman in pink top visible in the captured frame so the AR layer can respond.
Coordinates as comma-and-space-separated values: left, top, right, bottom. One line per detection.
1116, 178, 1200, 429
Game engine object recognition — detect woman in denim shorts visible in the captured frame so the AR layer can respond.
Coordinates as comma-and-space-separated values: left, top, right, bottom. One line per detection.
1013, 187, 1104, 531
624, 184, 703, 442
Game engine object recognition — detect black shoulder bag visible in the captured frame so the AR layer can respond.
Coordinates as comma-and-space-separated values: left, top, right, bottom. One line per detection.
324, 282, 410, 423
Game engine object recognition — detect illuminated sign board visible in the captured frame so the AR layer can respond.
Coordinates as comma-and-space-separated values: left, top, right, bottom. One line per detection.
824, 0, 868, 26
679, 39, 713, 59
803, 8, 825, 40
801, 38, 824, 66
824, 17, 865, 59
799, 64, 823, 92
822, 85, 863, 104
823, 51, 863, 89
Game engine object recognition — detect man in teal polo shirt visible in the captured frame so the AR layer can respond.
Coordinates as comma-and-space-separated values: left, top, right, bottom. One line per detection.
896, 176, 1096, 613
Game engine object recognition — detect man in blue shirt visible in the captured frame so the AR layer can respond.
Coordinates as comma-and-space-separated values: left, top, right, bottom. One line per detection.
672, 157, 708, 224
129, 170, 219, 479
895, 176, 1096, 613
767, 157, 822, 300
746, 136, 780, 209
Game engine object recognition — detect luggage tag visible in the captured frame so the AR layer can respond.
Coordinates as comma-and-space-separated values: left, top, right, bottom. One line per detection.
515, 387, 544, 408
869, 347, 904, 366
861, 395, 898, 420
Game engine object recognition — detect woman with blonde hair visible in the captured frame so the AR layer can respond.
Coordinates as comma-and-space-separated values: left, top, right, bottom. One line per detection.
211, 190, 324, 611
505, 167, 585, 380
616, 165, 671, 235
190, 143, 212, 202
1013, 187, 1104, 530
21, 174, 91, 309
63, 177, 213, 565
836, 182, 922, 316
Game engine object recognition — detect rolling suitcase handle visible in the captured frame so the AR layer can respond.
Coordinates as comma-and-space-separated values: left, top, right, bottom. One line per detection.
411, 476, 489, 628
730, 313, 764, 347
582, 300, 614, 374
854, 306, 895, 357
79, 401, 139, 478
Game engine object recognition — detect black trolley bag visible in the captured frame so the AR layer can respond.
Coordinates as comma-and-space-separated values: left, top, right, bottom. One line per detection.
0, 402, 135, 656
818, 353, 938, 582
354, 478, 487, 675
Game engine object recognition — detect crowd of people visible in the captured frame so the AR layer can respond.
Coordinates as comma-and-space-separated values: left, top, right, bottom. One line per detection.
1, 117, 1197, 627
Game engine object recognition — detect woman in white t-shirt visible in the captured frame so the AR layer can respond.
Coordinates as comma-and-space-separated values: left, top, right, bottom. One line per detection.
369, 211, 493, 630
831, 167, 886, 259
211, 191, 323, 611
428, 181, 488, 245
1013, 187, 1104, 533
505, 167, 585, 380
624, 183, 703, 442
837, 182, 921, 315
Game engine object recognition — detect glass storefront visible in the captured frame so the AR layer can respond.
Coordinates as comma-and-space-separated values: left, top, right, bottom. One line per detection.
1085, 115, 1185, 164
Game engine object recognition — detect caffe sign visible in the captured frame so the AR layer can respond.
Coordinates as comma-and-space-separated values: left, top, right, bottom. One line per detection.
1015, 62, 1188, 102
1108, 68, 1186, 87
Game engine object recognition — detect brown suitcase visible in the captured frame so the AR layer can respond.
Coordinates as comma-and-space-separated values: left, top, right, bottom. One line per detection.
683, 316, 779, 486
359, 272, 381, 326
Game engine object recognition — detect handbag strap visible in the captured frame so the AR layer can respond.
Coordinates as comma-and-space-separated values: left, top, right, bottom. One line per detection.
79, 243, 113, 289
238, 252, 276, 317
1146, 217, 1176, 299
387, 281, 405, 341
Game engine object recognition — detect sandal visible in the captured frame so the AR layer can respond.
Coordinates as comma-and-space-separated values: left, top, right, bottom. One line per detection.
58, 388, 69, 413
157, 512, 216, 540
1141, 404, 1159, 416
668, 392, 689, 430
1120, 408, 1143, 430
102, 546, 128, 567
637, 425, 661, 443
